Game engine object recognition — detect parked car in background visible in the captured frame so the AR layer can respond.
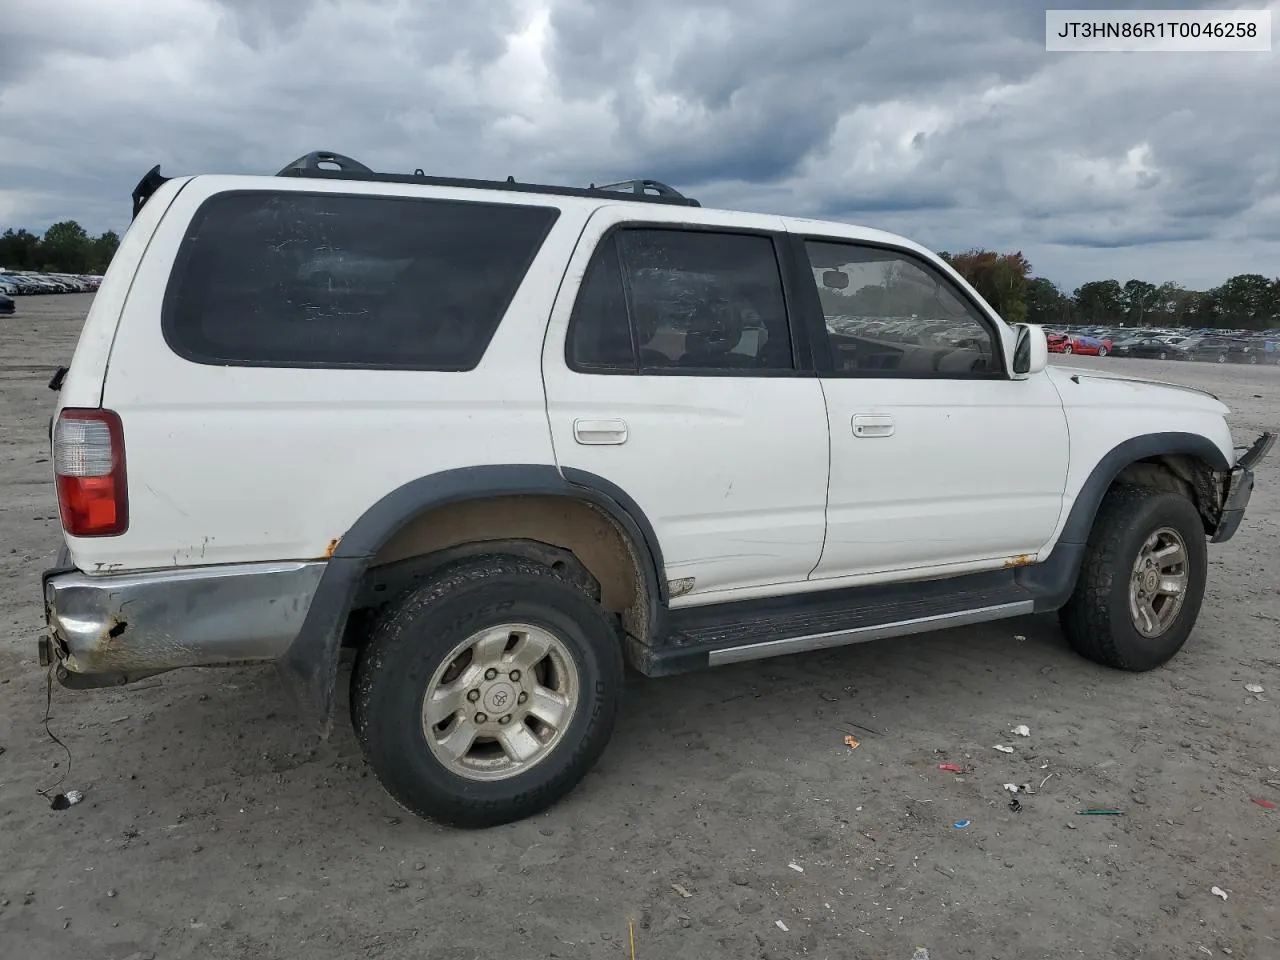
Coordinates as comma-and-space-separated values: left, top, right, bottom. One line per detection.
1224, 338, 1263, 364
0, 292, 14, 315
1047, 332, 1113, 356
1111, 336, 1187, 360
0, 271, 101, 295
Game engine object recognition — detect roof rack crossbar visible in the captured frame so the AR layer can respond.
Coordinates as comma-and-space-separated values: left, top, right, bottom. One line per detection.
276, 151, 374, 177
588, 178, 688, 199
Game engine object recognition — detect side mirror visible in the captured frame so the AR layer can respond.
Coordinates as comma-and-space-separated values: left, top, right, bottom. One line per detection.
822, 270, 849, 290
1012, 323, 1048, 377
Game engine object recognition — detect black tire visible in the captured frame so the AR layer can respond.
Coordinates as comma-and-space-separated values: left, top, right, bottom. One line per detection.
1058, 484, 1207, 671
350, 555, 624, 828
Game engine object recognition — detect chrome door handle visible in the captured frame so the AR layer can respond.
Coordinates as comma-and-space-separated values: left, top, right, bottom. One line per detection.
573, 418, 629, 445
852, 414, 894, 438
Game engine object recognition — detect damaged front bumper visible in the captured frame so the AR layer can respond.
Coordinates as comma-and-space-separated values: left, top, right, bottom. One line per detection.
1211, 431, 1276, 544
41, 558, 326, 689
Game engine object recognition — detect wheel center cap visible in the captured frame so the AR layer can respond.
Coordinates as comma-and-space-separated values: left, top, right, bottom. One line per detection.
1143, 570, 1159, 592
483, 681, 516, 714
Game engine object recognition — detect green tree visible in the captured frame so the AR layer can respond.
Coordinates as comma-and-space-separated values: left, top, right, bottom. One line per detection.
1026, 276, 1072, 326
1072, 280, 1125, 324
0, 228, 42, 269
88, 230, 120, 273
1214, 273, 1276, 331
1149, 282, 1186, 325
1121, 279, 1158, 325
40, 220, 91, 273
942, 249, 1032, 323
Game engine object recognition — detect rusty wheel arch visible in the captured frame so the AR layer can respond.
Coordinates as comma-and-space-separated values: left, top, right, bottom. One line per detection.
276, 465, 666, 733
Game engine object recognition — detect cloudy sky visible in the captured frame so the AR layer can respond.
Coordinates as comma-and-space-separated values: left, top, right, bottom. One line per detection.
2, 0, 1276, 292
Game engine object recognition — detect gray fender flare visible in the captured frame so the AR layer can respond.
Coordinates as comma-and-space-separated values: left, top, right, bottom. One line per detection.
1015, 431, 1230, 611
276, 464, 666, 732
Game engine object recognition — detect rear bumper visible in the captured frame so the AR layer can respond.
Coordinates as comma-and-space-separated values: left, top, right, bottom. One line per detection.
42, 559, 326, 688
1211, 431, 1275, 544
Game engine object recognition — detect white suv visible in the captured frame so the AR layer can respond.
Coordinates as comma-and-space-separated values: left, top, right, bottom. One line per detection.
42, 151, 1274, 828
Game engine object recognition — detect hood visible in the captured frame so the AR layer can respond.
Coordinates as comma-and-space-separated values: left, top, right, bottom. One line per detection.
1049, 364, 1220, 401
1047, 364, 1230, 418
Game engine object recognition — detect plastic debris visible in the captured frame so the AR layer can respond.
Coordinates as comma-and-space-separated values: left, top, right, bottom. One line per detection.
937, 763, 964, 773
953, 820, 971, 829
993, 745, 1014, 754
1211, 886, 1228, 901
775, 920, 789, 932
1012, 725, 1031, 737
1252, 798, 1276, 810
1003, 783, 1020, 793
843, 735, 861, 750
670, 883, 693, 899
1245, 683, 1264, 694
1077, 809, 1123, 816
49, 790, 84, 811
912, 949, 932, 960
1008, 797, 1022, 812
787, 862, 804, 873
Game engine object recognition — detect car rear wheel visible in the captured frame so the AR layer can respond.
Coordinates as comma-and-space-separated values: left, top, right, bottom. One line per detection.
1158, 351, 1168, 360
351, 555, 624, 828
1059, 483, 1207, 672
1097, 345, 1109, 357
1063, 343, 1073, 354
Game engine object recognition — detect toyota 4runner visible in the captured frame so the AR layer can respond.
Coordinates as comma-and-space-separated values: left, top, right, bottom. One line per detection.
41, 151, 1275, 828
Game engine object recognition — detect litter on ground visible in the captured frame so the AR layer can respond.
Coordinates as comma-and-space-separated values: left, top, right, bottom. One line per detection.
1012, 725, 1031, 737
993, 745, 1014, 754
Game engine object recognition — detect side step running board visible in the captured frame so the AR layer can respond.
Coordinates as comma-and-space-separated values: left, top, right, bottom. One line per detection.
706, 601, 1032, 666
640, 569, 1038, 676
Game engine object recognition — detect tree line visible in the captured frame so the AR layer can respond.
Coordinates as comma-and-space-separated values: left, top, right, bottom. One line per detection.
0, 222, 120, 275
939, 249, 1280, 332
4, 221, 1275, 332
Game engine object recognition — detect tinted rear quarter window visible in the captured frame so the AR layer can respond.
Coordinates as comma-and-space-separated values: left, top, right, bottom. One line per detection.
163, 191, 559, 370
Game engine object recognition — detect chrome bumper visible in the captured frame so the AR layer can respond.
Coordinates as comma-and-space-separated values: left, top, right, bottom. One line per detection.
1211, 431, 1275, 544
42, 559, 326, 687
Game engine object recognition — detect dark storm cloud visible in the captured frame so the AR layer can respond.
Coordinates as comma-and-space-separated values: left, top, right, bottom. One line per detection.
1, 0, 1278, 290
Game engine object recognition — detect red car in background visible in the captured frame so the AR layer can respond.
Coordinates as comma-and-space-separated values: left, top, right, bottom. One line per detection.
1047, 332, 1113, 357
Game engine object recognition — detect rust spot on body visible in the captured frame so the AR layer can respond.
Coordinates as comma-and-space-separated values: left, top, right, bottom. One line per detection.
323, 537, 341, 559
1002, 554, 1034, 569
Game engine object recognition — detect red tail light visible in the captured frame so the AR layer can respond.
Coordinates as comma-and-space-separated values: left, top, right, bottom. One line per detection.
53, 408, 128, 537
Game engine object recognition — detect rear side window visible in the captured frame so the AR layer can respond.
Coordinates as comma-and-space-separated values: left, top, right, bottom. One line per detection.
162, 191, 559, 370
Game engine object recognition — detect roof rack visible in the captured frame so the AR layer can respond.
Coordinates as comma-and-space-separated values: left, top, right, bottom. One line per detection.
274, 150, 700, 206
130, 151, 701, 219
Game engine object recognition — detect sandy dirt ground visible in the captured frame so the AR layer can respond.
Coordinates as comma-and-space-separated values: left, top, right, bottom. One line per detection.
1, 293, 1278, 960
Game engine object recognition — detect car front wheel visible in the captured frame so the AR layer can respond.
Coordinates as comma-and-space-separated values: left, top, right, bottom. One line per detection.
1063, 343, 1073, 354
1059, 483, 1207, 672
1098, 345, 1109, 357
351, 555, 624, 828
